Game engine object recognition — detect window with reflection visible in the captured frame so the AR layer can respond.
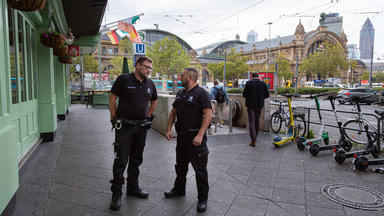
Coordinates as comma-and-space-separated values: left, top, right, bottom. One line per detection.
8, 8, 18, 104
26, 22, 33, 100
18, 13, 26, 102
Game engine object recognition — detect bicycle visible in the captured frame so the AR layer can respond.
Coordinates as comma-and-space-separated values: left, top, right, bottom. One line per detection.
270, 99, 306, 138
342, 99, 384, 145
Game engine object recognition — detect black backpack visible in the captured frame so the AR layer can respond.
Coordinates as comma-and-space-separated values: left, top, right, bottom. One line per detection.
215, 87, 225, 103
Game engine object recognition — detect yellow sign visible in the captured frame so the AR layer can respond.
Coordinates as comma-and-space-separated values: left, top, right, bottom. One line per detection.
265, 64, 269, 71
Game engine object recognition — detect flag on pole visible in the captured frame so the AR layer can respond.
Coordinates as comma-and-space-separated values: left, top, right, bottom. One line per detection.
107, 30, 119, 44
117, 14, 142, 43
115, 29, 127, 39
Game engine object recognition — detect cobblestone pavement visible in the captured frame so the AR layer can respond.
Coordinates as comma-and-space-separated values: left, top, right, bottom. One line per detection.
15, 104, 384, 216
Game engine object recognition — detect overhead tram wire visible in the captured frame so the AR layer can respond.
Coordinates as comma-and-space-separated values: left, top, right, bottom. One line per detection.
198, 0, 266, 32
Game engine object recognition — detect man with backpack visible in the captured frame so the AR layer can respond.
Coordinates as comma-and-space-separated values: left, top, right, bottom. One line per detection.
210, 81, 229, 128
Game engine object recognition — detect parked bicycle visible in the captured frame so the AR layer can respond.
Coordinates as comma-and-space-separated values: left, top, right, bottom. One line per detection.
270, 100, 306, 138
342, 98, 384, 145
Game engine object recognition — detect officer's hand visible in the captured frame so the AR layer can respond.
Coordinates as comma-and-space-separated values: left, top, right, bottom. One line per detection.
166, 130, 173, 140
193, 134, 203, 146
110, 116, 117, 131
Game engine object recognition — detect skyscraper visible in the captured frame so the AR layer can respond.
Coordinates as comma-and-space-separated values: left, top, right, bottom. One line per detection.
324, 13, 343, 36
359, 18, 375, 60
247, 30, 258, 43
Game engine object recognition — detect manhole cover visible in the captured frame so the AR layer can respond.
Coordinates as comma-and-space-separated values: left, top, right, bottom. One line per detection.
321, 183, 384, 211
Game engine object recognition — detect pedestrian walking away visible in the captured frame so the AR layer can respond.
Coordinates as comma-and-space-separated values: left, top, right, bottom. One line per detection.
210, 81, 229, 128
108, 56, 158, 210
242, 72, 269, 147
165, 68, 212, 213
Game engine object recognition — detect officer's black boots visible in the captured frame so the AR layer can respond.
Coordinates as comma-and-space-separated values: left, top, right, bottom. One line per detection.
164, 188, 186, 198
197, 200, 207, 212
126, 188, 149, 198
109, 196, 121, 211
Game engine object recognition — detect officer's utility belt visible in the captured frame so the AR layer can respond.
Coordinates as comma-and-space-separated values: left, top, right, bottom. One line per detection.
176, 128, 200, 136
115, 119, 151, 130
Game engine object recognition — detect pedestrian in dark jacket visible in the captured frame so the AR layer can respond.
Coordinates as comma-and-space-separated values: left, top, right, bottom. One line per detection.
242, 72, 270, 147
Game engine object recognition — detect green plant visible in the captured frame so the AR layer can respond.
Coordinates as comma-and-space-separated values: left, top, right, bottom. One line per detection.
305, 129, 315, 139
226, 88, 243, 93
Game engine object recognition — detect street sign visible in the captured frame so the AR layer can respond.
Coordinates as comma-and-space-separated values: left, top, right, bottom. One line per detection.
133, 43, 146, 54
68, 45, 79, 57
138, 31, 146, 42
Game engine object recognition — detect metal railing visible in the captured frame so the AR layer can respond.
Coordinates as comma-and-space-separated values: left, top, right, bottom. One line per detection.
208, 99, 234, 134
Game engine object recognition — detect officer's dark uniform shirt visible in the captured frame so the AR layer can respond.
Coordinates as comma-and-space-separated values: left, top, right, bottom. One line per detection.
111, 73, 158, 120
172, 85, 211, 130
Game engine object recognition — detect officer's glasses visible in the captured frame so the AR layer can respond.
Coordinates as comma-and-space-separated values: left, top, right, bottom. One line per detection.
141, 64, 153, 71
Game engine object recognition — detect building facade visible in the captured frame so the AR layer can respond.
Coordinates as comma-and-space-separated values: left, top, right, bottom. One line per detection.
0, 1, 106, 215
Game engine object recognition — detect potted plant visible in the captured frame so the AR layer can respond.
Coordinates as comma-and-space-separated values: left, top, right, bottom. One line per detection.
7, 0, 47, 12
53, 45, 68, 57
40, 31, 66, 48
58, 56, 72, 64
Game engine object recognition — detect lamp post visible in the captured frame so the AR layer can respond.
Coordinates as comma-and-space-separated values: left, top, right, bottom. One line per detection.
267, 22, 272, 67
223, 50, 226, 88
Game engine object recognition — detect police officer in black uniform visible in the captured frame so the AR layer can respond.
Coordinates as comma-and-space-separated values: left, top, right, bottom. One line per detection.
165, 68, 212, 212
108, 56, 158, 210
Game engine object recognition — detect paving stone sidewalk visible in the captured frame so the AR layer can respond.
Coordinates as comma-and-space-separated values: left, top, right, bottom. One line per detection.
15, 104, 384, 216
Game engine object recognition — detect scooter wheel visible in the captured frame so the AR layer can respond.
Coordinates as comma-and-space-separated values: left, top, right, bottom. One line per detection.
354, 156, 369, 171
309, 144, 320, 156
274, 144, 280, 148
296, 138, 306, 151
335, 150, 346, 164
342, 140, 352, 152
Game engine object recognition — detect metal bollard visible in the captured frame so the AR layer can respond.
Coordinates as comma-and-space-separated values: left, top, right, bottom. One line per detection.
211, 100, 217, 133
228, 99, 233, 133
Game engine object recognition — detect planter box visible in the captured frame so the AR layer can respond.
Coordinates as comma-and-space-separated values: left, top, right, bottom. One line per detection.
92, 92, 110, 109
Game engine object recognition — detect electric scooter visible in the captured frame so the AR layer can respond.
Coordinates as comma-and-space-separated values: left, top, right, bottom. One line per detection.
354, 109, 384, 171
296, 93, 329, 152
306, 95, 353, 156
334, 96, 380, 164
273, 94, 300, 148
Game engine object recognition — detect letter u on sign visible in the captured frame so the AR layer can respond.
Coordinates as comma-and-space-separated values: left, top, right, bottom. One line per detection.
133, 43, 146, 54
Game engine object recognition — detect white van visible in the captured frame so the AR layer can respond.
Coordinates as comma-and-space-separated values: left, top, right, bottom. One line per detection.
305, 81, 314, 87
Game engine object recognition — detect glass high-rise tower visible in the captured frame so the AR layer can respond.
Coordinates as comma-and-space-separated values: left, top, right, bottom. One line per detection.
359, 18, 375, 60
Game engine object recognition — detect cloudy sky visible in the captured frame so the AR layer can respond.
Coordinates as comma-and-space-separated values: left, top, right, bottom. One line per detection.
104, 0, 384, 60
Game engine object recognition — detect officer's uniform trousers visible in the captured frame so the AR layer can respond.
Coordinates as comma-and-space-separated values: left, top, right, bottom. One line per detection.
174, 130, 209, 202
110, 124, 147, 197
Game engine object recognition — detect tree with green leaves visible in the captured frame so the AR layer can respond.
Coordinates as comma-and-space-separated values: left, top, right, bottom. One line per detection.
207, 48, 250, 81
108, 56, 133, 79
118, 38, 133, 58
69, 54, 99, 78
273, 53, 292, 84
362, 70, 370, 81
375, 71, 384, 83
146, 36, 191, 76
299, 41, 353, 85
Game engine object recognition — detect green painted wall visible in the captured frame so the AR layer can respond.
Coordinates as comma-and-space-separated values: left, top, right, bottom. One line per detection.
55, 58, 66, 116
36, 26, 57, 133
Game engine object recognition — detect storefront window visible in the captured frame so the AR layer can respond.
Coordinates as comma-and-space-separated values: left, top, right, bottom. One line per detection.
18, 14, 26, 102
32, 29, 37, 99
102, 47, 106, 55
26, 22, 33, 100
8, 8, 18, 104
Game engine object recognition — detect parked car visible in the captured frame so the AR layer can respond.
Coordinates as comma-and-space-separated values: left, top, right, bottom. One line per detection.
337, 88, 379, 104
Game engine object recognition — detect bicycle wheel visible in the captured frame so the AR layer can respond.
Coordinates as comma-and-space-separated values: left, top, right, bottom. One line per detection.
343, 119, 368, 145
293, 114, 306, 138
270, 112, 283, 133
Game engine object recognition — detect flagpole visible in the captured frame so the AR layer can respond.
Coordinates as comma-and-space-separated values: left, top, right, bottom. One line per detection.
100, 13, 144, 27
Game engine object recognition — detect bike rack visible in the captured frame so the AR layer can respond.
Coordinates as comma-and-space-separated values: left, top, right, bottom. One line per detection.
294, 106, 381, 151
